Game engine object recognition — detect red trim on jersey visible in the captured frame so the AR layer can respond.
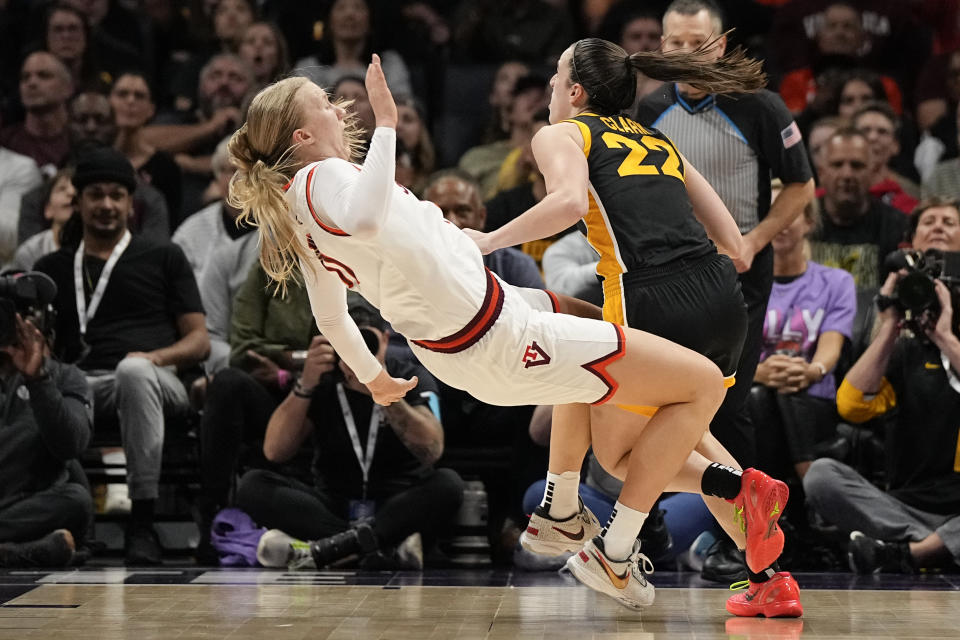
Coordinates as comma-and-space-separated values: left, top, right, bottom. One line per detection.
305, 166, 350, 236
545, 290, 560, 313
282, 178, 293, 192
583, 323, 626, 405
411, 269, 504, 354
318, 254, 358, 288
320, 254, 357, 281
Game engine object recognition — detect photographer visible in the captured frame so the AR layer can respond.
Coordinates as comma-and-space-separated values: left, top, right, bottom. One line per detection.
237, 297, 463, 570
803, 198, 960, 573
0, 293, 93, 567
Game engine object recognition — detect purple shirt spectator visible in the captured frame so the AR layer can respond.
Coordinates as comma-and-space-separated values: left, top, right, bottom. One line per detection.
761, 261, 856, 399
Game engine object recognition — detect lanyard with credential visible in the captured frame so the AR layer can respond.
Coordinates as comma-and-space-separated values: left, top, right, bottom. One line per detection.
336, 383, 382, 499
73, 230, 132, 336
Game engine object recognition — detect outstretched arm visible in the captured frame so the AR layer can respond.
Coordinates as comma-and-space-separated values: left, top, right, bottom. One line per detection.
312, 55, 400, 238
299, 258, 415, 404
468, 123, 589, 254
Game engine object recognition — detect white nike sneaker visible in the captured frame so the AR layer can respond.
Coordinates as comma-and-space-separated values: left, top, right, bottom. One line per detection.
256, 529, 314, 570
564, 536, 655, 610
520, 498, 602, 556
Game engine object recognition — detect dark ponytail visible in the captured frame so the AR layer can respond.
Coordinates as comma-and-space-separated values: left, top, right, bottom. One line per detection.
570, 36, 767, 115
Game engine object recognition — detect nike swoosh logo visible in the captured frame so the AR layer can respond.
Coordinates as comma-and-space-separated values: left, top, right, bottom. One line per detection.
594, 551, 630, 590
553, 525, 585, 541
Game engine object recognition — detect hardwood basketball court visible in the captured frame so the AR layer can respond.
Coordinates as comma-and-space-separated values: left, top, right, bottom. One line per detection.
1, 568, 957, 639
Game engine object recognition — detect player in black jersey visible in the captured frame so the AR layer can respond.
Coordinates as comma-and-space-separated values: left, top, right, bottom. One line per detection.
467, 38, 802, 616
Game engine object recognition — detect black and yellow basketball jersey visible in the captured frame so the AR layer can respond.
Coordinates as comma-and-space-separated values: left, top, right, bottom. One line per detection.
563, 112, 714, 290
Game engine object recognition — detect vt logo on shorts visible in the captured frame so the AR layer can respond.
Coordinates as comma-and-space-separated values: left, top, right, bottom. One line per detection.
522, 342, 551, 368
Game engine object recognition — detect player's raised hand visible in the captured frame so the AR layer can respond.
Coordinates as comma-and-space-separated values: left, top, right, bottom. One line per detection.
366, 54, 397, 129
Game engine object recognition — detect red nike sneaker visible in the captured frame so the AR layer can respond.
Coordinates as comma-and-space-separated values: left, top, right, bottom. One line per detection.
734, 468, 789, 573
726, 571, 803, 618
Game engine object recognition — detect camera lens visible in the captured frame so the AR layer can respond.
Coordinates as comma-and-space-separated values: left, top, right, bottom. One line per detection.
896, 273, 937, 314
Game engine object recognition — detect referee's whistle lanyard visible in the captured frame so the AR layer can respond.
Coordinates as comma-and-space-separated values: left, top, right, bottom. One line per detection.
336, 383, 382, 500
74, 230, 132, 336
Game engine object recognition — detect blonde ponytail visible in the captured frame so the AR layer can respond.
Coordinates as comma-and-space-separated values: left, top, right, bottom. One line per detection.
227, 77, 313, 295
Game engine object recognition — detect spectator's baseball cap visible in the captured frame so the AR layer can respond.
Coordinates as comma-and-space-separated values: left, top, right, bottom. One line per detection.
72, 146, 137, 194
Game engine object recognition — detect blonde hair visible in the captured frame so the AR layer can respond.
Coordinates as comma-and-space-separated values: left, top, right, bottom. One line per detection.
227, 75, 365, 294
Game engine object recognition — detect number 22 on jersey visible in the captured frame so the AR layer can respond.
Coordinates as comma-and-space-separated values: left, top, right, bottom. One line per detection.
600, 131, 684, 182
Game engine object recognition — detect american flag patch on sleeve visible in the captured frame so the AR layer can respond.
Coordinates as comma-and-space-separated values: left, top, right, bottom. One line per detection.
781, 121, 802, 149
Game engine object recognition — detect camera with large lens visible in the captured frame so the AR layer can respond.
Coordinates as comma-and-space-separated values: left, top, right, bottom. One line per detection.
882, 249, 960, 333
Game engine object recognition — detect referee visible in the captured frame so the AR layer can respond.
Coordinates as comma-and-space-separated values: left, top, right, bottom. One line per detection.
636, 0, 815, 473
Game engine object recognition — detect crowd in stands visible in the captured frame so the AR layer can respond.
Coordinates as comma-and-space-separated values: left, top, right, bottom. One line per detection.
1, 0, 959, 579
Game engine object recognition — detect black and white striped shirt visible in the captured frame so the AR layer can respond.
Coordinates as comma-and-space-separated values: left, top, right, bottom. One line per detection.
635, 85, 813, 234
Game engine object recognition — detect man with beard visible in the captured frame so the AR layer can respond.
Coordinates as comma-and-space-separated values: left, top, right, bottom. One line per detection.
35, 147, 209, 565
143, 54, 252, 218
0, 52, 73, 173
809, 128, 910, 289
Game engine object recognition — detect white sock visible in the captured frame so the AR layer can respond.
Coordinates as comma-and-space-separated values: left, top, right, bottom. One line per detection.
601, 501, 648, 561
540, 470, 580, 520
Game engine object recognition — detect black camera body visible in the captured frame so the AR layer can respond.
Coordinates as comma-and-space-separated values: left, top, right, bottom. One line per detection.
883, 249, 960, 333
0, 272, 58, 347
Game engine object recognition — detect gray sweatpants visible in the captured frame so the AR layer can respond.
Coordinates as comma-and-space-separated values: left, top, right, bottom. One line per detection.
803, 458, 960, 564
86, 357, 190, 501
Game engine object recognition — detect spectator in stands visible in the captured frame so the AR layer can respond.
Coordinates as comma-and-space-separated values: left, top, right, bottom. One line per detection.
809, 128, 909, 289
212, 0, 256, 53
7, 169, 73, 272
778, 3, 904, 117
459, 74, 547, 199
144, 53, 251, 219
43, 3, 113, 92
293, 0, 412, 96
836, 71, 889, 120
451, 0, 574, 65
423, 170, 543, 289
35, 146, 209, 565
194, 261, 319, 563
597, 3, 664, 102
0, 51, 73, 173
172, 137, 242, 275
68, 91, 114, 148
481, 60, 529, 144
332, 76, 375, 146
753, 191, 855, 481
852, 102, 919, 214
483, 108, 572, 270
0, 297, 93, 568
808, 115, 844, 182
110, 71, 183, 230
0, 145, 43, 263
804, 197, 960, 574
240, 297, 462, 570
394, 95, 434, 195
922, 102, 960, 201
238, 21, 290, 90
62, 0, 151, 70
18, 153, 171, 247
